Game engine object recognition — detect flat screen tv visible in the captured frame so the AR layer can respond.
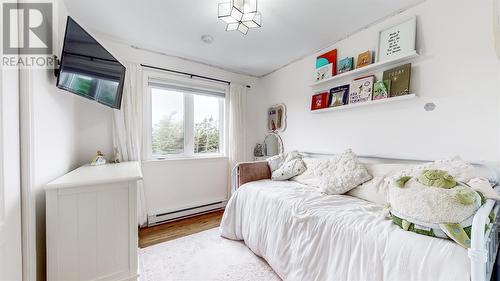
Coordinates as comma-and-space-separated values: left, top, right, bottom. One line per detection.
56, 17, 125, 109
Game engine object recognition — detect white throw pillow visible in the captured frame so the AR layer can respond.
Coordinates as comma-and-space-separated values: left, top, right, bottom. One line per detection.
267, 154, 286, 173
290, 157, 330, 188
267, 150, 302, 173
318, 149, 372, 195
347, 163, 411, 205
272, 158, 307, 181
267, 150, 301, 173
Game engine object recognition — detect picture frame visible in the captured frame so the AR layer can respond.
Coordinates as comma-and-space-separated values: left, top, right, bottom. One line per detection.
377, 16, 417, 62
268, 103, 287, 132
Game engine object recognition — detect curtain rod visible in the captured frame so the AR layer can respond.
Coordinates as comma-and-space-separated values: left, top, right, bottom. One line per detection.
140, 64, 252, 89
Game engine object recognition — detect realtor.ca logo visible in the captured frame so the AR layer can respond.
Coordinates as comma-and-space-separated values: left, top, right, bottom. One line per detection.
2, 1, 56, 68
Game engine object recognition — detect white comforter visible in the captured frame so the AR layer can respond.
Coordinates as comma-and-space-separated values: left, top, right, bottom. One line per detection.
220, 180, 470, 281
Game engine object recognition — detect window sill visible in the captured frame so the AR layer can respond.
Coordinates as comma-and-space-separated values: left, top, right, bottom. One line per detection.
142, 155, 228, 166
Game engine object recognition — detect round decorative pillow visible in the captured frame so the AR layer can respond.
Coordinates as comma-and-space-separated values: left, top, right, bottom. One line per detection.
388, 169, 485, 248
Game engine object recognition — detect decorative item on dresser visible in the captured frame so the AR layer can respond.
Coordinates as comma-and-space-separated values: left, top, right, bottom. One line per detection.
90, 150, 106, 166
254, 143, 265, 157
46, 162, 143, 281
253, 143, 267, 161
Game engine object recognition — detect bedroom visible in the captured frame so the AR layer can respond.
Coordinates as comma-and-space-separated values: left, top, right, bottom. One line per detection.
1, 0, 500, 280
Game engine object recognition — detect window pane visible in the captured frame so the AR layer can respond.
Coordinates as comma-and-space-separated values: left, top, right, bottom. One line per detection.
151, 88, 184, 156
193, 95, 221, 154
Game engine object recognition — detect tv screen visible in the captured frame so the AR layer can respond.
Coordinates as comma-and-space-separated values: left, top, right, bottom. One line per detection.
56, 17, 125, 109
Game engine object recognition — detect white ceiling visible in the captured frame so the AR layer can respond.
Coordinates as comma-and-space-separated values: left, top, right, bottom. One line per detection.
63, 0, 422, 77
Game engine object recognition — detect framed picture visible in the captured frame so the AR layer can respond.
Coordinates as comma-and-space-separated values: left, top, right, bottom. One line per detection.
377, 16, 417, 62
268, 103, 287, 132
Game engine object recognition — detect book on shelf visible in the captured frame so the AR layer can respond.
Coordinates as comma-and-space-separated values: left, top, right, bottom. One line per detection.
311, 92, 329, 110
349, 75, 375, 104
356, 51, 374, 68
382, 63, 411, 97
338, 57, 354, 74
373, 80, 390, 100
315, 49, 337, 81
329, 85, 350, 107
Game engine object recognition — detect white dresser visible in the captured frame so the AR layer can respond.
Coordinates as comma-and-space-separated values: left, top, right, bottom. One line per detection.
46, 162, 143, 281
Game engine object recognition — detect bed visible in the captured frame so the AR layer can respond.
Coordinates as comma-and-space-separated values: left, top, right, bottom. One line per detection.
220, 154, 500, 281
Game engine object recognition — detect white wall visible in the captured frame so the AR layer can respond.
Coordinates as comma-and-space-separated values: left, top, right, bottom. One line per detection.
75, 97, 115, 165
30, 68, 80, 280
246, 0, 500, 163
68, 32, 260, 219
0, 56, 22, 281
23, 1, 90, 280
142, 158, 229, 216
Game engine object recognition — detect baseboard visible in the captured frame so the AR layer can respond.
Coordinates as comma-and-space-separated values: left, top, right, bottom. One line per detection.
147, 201, 226, 226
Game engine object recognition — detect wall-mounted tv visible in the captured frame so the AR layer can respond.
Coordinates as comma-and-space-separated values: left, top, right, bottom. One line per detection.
56, 17, 126, 109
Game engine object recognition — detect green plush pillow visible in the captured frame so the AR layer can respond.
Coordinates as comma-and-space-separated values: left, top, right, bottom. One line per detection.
417, 170, 456, 189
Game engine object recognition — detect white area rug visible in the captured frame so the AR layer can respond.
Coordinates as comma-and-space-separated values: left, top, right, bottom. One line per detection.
139, 227, 281, 281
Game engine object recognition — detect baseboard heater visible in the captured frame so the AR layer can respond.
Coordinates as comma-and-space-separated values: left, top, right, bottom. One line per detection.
147, 201, 227, 226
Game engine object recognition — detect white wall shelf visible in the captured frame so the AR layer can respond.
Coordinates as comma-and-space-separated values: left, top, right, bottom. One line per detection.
311, 51, 418, 89
311, 94, 417, 113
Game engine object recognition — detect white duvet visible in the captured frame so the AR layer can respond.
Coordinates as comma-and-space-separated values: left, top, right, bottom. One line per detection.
220, 180, 470, 281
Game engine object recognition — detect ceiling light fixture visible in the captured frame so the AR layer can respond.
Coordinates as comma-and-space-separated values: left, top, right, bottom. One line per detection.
218, 0, 261, 35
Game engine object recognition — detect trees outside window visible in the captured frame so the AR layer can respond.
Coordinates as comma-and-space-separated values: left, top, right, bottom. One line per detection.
150, 86, 224, 158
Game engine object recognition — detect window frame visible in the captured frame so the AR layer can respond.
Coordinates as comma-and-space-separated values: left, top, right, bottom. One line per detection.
143, 69, 229, 160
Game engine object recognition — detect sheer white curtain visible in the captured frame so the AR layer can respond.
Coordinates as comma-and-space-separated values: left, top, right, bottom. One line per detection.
228, 84, 246, 192
112, 62, 148, 227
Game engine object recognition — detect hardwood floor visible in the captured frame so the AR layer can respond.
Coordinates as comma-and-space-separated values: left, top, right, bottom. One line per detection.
138, 210, 224, 248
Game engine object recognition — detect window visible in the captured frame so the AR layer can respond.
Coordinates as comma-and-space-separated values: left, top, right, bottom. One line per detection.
147, 78, 226, 159
193, 95, 222, 154
151, 88, 185, 155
